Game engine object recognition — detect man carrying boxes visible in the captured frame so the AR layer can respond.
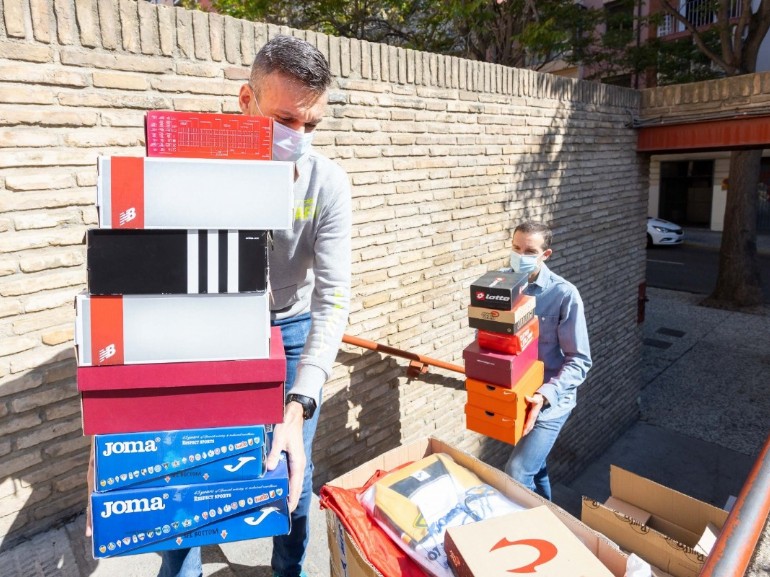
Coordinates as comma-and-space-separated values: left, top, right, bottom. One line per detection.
464, 221, 591, 501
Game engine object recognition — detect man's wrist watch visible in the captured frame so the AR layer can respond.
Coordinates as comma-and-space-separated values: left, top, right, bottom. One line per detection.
286, 393, 317, 420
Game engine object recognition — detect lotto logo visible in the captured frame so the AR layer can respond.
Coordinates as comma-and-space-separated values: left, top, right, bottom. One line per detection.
99, 344, 117, 362
475, 291, 486, 300
119, 207, 137, 225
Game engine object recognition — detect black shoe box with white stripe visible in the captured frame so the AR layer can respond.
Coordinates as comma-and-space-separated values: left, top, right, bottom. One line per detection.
87, 229, 268, 295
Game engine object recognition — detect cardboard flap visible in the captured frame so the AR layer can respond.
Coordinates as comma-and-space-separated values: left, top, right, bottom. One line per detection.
609, 466, 728, 533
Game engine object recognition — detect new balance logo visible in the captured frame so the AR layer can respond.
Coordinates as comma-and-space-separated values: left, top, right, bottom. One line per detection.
119, 207, 137, 225
98, 344, 116, 362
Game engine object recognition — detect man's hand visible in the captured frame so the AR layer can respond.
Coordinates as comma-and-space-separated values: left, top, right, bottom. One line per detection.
85, 438, 94, 537
522, 393, 546, 437
266, 401, 306, 513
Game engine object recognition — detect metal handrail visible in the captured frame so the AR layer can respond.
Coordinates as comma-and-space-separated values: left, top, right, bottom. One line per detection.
341, 333, 465, 376
699, 431, 770, 576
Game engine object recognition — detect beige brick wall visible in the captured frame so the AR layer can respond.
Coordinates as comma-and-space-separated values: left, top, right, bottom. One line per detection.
0, 0, 646, 545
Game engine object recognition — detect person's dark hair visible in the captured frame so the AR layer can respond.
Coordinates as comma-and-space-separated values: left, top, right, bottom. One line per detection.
251, 35, 332, 96
514, 221, 553, 250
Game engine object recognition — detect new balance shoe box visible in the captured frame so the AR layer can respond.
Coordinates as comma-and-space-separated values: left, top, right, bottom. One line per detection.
444, 506, 615, 577
469, 271, 528, 310
477, 317, 539, 355
146, 111, 272, 160
467, 295, 536, 335
96, 156, 293, 230
77, 328, 285, 435
74, 292, 270, 366
87, 229, 269, 295
325, 437, 630, 577
91, 456, 290, 558
93, 426, 267, 492
463, 338, 538, 387
464, 361, 545, 445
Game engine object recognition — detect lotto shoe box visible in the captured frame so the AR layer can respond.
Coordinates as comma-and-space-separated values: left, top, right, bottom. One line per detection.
325, 437, 631, 577
87, 229, 269, 295
444, 506, 614, 577
469, 271, 528, 310
96, 156, 293, 230
93, 426, 267, 492
465, 361, 544, 445
91, 457, 290, 558
463, 338, 538, 387
77, 327, 285, 435
74, 292, 270, 366
145, 111, 272, 160
467, 295, 536, 335
477, 317, 539, 355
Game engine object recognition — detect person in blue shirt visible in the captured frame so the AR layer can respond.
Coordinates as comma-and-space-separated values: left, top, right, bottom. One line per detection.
504, 221, 592, 500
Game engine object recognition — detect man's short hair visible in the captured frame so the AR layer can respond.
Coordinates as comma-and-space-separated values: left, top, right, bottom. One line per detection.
251, 35, 332, 96
514, 221, 553, 250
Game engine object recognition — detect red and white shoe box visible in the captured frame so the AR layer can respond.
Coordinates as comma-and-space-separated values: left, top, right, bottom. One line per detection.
75, 292, 270, 366
96, 156, 294, 230
77, 327, 285, 435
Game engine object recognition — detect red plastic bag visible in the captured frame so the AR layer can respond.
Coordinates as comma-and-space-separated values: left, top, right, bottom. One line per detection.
319, 467, 427, 577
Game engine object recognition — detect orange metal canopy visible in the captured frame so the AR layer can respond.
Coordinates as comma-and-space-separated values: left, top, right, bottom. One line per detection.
637, 115, 770, 153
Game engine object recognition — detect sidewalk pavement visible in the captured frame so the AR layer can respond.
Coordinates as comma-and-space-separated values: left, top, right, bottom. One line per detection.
1, 287, 769, 576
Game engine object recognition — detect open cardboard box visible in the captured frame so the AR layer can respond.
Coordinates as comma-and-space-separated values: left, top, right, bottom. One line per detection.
581, 466, 729, 577
324, 437, 657, 577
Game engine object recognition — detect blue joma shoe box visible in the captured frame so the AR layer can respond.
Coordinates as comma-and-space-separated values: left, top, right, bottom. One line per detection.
94, 425, 266, 492
91, 456, 289, 558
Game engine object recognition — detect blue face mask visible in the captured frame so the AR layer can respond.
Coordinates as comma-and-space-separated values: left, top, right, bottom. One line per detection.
255, 96, 314, 163
510, 252, 540, 274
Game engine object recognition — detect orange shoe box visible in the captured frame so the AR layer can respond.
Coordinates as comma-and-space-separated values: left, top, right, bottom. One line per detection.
465, 361, 544, 445
477, 317, 539, 355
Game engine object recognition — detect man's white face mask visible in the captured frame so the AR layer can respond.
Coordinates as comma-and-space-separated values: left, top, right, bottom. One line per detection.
255, 95, 314, 163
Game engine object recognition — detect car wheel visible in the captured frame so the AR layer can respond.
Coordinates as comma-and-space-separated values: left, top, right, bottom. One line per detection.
646, 234, 653, 248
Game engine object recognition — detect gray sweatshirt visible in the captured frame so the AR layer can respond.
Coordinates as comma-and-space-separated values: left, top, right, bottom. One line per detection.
269, 149, 352, 405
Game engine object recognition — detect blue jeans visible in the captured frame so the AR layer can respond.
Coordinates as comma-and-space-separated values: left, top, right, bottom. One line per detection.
504, 410, 571, 500
158, 313, 315, 577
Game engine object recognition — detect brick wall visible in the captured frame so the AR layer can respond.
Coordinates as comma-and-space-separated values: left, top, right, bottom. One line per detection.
0, 0, 646, 546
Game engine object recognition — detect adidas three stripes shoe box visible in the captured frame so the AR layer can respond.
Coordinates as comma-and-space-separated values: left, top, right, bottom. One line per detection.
75, 292, 270, 366
91, 456, 290, 558
93, 426, 267, 492
96, 156, 294, 230
87, 229, 269, 295
77, 327, 285, 435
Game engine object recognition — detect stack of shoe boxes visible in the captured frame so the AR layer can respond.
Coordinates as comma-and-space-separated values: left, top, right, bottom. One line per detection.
75, 111, 295, 558
463, 272, 544, 445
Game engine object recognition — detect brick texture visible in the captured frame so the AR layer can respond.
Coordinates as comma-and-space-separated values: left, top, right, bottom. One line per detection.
0, 0, 656, 549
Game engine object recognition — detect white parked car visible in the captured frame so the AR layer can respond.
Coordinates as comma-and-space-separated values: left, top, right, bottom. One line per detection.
647, 217, 684, 246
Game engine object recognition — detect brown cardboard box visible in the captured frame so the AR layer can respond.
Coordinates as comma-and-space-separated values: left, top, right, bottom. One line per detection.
325, 437, 630, 577
444, 506, 615, 577
581, 466, 729, 577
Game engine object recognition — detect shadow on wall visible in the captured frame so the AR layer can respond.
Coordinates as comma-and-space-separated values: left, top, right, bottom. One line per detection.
0, 352, 89, 553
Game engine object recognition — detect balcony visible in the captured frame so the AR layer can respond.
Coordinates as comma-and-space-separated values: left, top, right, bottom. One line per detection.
657, 0, 743, 37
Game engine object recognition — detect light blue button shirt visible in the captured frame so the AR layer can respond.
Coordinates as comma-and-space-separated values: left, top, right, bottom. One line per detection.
513, 263, 592, 421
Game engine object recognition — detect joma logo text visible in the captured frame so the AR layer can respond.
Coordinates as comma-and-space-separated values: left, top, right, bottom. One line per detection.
102, 440, 158, 457
101, 497, 165, 518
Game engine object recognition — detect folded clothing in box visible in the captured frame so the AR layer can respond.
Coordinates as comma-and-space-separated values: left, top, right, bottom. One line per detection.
445, 505, 614, 577
145, 111, 272, 160
96, 156, 293, 230
469, 271, 529, 311
468, 294, 536, 335
93, 426, 267, 492
77, 328, 285, 435
359, 453, 524, 577
91, 456, 289, 558
463, 337, 538, 387
477, 317, 539, 355
87, 229, 269, 295
75, 291, 270, 366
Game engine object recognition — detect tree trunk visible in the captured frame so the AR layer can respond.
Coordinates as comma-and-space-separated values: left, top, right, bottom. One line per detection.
703, 148, 764, 308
